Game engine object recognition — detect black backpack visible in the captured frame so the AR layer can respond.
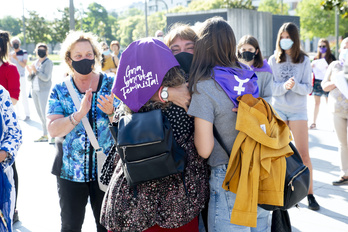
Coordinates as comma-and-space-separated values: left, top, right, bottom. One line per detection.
109, 109, 187, 187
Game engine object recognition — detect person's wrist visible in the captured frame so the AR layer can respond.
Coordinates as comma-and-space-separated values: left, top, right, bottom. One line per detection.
107, 108, 115, 117
158, 86, 165, 103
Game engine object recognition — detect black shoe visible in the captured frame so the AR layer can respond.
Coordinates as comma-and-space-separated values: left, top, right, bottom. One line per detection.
307, 194, 320, 211
13, 210, 19, 224
332, 176, 348, 186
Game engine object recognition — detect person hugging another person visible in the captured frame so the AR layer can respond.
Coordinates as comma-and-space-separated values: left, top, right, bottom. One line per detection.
26, 43, 53, 143
100, 38, 209, 232
188, 17, 271, 231
237, 35, 273, 102
268, 22, 320, 210
309, 38, 336, 130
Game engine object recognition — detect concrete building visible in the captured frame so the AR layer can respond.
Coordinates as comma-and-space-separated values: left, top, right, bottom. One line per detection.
166, 8, 300, 58
252, 0, 300, 15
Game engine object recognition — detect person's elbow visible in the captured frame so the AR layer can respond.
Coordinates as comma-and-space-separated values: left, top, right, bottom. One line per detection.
194, 139, 213, 159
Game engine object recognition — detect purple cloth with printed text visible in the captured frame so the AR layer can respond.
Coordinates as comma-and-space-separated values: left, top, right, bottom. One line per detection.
213, 66, 259, 107
112, 38, 179, 112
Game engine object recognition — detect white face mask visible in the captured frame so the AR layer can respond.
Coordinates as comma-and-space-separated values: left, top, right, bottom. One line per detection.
280, 38, 294, 50
339, 48, 348, 62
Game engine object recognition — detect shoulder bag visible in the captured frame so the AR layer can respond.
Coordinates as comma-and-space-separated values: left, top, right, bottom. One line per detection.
108, 109, 187, 187
65, 79, 108, 192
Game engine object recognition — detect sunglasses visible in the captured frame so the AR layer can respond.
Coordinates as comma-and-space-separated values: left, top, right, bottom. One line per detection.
318, 45, 326, 48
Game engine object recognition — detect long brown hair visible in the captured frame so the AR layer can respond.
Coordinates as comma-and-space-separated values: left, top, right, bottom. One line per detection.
275, 22, 307, 64
315, 38, 334, 64
237, 35, 264, 68
0, 30, 10, 63
189, 17, 240, 93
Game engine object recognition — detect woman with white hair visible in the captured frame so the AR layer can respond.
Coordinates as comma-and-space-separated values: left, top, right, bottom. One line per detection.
321, 37, 348, 186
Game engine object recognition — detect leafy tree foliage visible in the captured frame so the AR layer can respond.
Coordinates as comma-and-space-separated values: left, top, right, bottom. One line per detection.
296, 0, 348, 39
321, 0, 348, 18
50, 8, 71, 51
24, 11, 51, 44
0, 16, 22, 36
258, 0, 289, 15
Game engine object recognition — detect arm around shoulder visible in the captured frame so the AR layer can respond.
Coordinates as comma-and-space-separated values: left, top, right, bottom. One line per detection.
194, 117, 214, 159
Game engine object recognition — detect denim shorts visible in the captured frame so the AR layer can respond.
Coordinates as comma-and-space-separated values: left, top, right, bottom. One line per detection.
208, 164, 270, 232
274, 108, 308, 121
312, 79, 329, 97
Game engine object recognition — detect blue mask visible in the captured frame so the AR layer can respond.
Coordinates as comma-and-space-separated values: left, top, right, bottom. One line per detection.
280, 39, 294, 50
103, 50, 111, 56
339, 49, 348, 62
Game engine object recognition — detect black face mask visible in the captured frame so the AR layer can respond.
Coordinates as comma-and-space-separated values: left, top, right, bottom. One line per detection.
38, 50, 46, 58
174, 52, 193, 74
71, 58, 95, 75
240, 51, 256, 62
13, 43, 19, 49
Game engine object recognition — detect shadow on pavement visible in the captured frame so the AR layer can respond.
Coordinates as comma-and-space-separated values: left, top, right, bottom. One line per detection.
13, 221, 32, 232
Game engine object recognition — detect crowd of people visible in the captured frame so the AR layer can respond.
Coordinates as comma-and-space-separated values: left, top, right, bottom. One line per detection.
0, 16, 348, 232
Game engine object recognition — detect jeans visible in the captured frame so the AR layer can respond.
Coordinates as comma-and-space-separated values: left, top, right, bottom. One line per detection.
208, 165, 270, 232
57, 177, 107, 232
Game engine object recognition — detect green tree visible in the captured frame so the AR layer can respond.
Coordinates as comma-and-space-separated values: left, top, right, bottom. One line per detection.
296, 0, 348, 39
258, 0, 289, 15
50, 7, 71, 52
321, 0, 348, 18
0, 16, 22, 36
25, 10, 51, 44
117, 15, 143, 47
82, 3, 115, 43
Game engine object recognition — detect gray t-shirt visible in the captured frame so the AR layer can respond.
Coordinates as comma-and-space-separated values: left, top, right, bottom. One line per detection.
188, 78, 239, 167
10, 50, 28, 77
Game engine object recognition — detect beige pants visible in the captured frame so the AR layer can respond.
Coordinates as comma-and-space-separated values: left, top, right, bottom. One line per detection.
333, 114, 348, 176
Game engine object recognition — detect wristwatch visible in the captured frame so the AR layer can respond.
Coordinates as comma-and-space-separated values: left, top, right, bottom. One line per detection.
160, 87, 169, 102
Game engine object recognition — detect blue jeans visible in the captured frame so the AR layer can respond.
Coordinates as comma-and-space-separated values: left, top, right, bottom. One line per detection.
208, 165, 270, 232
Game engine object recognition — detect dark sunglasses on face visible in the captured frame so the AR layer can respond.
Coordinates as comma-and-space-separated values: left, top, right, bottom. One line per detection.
319, 45, 326, 48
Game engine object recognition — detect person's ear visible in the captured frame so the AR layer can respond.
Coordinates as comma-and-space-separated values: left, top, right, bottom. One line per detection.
255, 49, 259, 55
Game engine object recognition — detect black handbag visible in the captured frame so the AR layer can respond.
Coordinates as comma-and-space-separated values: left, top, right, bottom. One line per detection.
109, 109, 187, 187
259, 142, 310, 211
213, 126, 310, 211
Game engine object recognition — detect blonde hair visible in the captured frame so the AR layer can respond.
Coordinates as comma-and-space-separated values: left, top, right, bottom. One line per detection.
60, 31, 102, 74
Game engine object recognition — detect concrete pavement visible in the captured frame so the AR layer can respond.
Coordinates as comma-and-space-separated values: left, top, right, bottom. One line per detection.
12, 64, 348, 232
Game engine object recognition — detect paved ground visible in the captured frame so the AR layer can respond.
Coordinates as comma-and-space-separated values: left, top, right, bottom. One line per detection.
12, 64, 348, 232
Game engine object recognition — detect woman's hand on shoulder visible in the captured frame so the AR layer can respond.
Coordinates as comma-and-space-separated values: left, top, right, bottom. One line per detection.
168, 83, 191, 112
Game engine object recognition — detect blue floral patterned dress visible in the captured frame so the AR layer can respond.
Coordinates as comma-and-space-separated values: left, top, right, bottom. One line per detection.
0, 85, 22, 232
47, 74, 119, 182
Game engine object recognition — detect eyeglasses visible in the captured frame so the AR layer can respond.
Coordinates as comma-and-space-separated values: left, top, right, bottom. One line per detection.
318, 45, 326, 48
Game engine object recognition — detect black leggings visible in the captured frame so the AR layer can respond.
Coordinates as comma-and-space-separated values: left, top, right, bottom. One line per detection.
57, 177, 107, 232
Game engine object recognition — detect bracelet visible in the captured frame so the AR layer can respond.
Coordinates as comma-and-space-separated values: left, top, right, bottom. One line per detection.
71, 113, 80, 125
158, 86, 165, 103
107, 111, 115, 117
68, 114, 76, 126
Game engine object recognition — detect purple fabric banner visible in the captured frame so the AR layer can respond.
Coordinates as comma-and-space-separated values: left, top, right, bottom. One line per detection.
112, 38, 179, 112
213, 65, 259, 107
